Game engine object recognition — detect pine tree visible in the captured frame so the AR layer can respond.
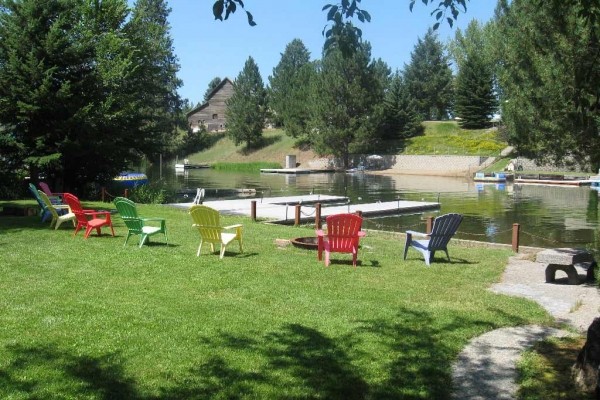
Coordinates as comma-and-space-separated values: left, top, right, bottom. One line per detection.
309, 41, 383, 168
268, 39, 314, 138
226, 56, 267, 148
204, 77, 222, 102
382, 72, 423, 139
451, 20, 497, 129
403, 29, 453, 121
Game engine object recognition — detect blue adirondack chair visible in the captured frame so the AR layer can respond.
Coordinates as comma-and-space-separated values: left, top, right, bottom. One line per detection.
403, 213, 463, 266
28, 183, 68, 223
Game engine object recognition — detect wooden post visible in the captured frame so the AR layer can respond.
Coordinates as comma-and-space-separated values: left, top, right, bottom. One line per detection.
124, 188, 128, 198
315, 203, 322, 230
101, 187, 106, 203
426, 216, 434, 234
295, 204, 301, 226
251, 200, 257, 222
355, 210, 362, 217
512, 223, 520, 253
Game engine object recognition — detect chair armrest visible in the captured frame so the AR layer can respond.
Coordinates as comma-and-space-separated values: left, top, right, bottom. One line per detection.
223, 224, 242, 230
141, 217, 165, 222
53, 204, 70, 210
406, 230, 429, 238
316, 230, 325, 237
84, 210, 111, 219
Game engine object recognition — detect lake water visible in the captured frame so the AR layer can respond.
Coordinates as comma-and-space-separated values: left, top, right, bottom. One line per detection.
147, 165, 600, 252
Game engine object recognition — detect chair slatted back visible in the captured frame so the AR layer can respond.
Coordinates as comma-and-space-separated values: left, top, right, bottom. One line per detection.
325, 213, 363, 252
114, 197, 144, 232
428, 213, 463, 250
63, 193, 88, 225
189, 205, 223, 243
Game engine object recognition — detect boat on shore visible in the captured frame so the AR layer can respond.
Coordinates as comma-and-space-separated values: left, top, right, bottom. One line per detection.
473, 172, 511, 183
113, 172, 148, 188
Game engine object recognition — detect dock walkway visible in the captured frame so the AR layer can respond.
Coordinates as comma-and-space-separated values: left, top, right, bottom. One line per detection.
170, 194, 439, 224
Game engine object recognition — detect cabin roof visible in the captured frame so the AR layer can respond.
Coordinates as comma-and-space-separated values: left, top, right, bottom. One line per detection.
186, 77, 233, 117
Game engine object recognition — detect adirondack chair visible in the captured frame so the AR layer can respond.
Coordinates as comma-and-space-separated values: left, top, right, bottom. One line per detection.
189, 205, 243, 259
403, 213, 463, 266
63, 193, 115, 239
39, 182, 64, 202
113, 197, 168, 247
28, 183, 68, 222
316, 213, 366, 267
38, 190, 75, 230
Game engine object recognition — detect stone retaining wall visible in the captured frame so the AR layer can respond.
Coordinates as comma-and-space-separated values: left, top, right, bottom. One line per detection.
306, 155, 493, 176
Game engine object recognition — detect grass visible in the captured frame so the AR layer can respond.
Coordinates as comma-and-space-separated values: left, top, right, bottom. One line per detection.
401, 121, 506, 156
0, 199, 561, 398
517, 336, 593, 399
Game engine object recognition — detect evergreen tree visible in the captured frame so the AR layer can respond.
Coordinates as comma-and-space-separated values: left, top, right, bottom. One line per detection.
382, 72, 423, 139
403, 29, 453, 120
226, 56, 267, 148
268, 39, 314, 138
126, 0, 182, 157
451, 20, 497, 129
204, 77, 222, 102
0, 0, 181, 194
496, 0, 600, 169
309, 41, 383, 168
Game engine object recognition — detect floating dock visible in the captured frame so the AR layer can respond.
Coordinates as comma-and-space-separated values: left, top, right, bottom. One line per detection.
514, 174, 591, 186
175, 163, 210, 169
171, 194, 440, 224
260, 168, 336, 174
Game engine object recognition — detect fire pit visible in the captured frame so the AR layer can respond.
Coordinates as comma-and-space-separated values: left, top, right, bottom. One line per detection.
291, 237, 319, 250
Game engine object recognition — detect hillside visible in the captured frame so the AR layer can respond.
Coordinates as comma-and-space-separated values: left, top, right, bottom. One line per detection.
184, 122, 507, 167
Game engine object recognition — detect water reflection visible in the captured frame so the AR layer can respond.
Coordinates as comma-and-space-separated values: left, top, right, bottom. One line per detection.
148, 165, 600, 251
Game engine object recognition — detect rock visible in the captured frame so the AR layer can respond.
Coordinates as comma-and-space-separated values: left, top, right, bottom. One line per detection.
572, 318, 600, 396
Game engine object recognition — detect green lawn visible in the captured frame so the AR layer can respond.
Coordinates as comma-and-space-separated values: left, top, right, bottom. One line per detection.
0, 201, 554, 399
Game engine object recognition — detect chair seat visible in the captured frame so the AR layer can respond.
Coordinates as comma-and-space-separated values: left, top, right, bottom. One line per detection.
142, 226, 162, 235
221, 232, 239, 245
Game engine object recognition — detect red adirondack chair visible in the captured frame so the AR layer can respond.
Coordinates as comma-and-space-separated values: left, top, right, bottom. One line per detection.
316, 213, 366, 267
63, 193, 115, 239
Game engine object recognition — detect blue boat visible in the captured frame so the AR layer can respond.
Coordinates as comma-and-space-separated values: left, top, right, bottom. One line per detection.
113, 172, 148, 188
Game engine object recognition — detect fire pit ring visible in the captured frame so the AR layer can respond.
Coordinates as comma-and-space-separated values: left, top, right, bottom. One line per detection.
291, 237, 319, 250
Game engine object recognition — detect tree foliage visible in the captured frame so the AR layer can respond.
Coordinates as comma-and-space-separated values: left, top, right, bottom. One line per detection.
204, 77, 223, 102
403, 29, 453, 121
496, 0, 600, 169
451, 20, 497, 128
382, 72, 423, 139
0, 0, 181, 194
268, 39, 315, 138
226, 56, 267, 148
309, 42, 383, 168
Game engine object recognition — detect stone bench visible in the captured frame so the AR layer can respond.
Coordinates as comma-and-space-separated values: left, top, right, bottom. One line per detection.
536, 248, 597, 285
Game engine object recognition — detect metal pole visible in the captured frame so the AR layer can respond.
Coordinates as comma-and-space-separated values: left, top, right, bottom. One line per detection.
512, 223, 520, 253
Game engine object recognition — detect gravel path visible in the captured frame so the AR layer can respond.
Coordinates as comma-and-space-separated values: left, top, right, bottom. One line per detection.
451, 253, 600, 399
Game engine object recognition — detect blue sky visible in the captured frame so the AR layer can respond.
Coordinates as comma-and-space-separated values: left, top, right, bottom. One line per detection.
158, 1, 497, 105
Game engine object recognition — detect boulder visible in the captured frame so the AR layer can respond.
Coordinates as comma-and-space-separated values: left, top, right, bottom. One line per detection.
573, 318, 600, 396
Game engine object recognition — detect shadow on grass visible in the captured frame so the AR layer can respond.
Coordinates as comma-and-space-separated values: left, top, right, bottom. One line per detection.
238, 135, 282, 156
0, 305, 538, 399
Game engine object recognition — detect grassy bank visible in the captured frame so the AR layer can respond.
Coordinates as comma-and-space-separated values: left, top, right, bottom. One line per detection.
184, 122, 507, 167
1, 200, 557, 398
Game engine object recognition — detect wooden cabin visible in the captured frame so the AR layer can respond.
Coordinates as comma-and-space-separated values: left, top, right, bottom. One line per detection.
187, 78, 234, 133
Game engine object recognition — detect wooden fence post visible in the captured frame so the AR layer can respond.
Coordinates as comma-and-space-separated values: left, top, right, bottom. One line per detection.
124, 188, 128, 198
101, 187, 106, 203
315, 203, 322, 230
512, 223, 520, 253
426, 216, 434, 234
295, 204, 301, 226
251, 200, 256, 222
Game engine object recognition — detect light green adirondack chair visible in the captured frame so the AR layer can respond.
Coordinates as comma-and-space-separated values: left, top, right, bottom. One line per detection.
189, 205, 243, 259
37, 190, 75, 230
113, 197, 168, 247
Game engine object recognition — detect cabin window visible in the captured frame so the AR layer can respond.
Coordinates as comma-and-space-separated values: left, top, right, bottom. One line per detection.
212, 113, 218, 119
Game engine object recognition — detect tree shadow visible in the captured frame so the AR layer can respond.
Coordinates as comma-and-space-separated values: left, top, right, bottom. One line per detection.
239, 135, 282, 155
0, 344, 139, 399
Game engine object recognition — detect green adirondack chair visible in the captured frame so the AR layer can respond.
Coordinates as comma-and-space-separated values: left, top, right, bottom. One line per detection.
113, 197, 168, 247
